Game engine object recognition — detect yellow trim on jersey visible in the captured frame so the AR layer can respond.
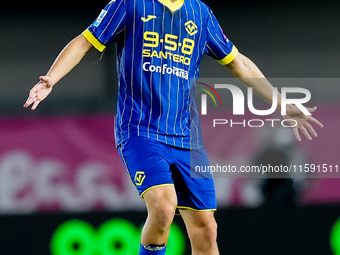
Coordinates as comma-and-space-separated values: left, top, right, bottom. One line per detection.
119, 145, 137, 188
157, 0, 184, 12
217, 45, 238, 65
82, 29, 106, 52
177, 206, 217, 212
140, 184, 175, 198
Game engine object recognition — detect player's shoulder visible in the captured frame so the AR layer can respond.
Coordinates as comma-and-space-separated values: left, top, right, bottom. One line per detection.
189, 0, 214, 19
191, 0, 212, 13
104, 0, 138, 13
106, 0, 133, 7
103, 0, 125, 9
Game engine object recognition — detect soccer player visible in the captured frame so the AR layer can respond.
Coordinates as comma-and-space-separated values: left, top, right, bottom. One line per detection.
24, 0, 323, 254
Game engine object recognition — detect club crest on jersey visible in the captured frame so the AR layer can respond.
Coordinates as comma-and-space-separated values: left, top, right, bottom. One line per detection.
185, 20, 198, 36
134, 171, 146, 186
93, 9, 107, 27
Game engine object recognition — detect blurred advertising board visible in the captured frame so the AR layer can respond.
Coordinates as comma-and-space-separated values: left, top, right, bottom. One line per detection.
0, 111, 339, 214
0, 207, 339, 255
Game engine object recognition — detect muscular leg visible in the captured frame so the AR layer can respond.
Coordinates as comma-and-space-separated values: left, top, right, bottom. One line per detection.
141, 185, 178, 246
180, 209, 219, 255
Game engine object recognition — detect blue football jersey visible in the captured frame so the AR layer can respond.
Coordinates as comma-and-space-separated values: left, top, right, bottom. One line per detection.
82, 0, 238, 149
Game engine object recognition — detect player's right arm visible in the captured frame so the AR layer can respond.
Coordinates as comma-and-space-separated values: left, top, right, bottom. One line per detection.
24, 0, 126, 110
24, 34, 92, 110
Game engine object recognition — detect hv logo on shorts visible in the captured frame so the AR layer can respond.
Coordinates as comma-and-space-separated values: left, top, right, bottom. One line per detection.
185, 20, 198, 36
134, 171, 146, 186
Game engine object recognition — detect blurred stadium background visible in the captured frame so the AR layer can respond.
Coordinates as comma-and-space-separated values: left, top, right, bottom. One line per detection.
1, 0, 340, 254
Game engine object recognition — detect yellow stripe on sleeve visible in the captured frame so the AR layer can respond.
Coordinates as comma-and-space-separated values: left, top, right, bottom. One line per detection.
217, 45, 239, 65
82, 29, 106, 52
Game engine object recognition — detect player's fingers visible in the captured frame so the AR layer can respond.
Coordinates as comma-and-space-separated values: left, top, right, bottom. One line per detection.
25, 92, 38, 103
305, 122, 318, 138
307, 116, 324, 128
306, 106, 317, 114
24, 97, 31, 107
300, 125, 312, 141
39, 76, 53, 88
39, 76, 50, 85
29, 86, 39, 95
31, 100, 40, 110
24, 80, 46, 108
293, 128, 301, 142
24, 88, 37, 105
40, 76, 48, 81
24, 96, 35, 107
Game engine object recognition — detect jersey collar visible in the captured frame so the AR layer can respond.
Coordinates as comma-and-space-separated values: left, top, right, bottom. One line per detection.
157, 0, 184, 12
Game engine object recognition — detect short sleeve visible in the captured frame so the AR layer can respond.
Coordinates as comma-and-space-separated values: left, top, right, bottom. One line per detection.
82, 0, 126, 52
205, 10, 238, 65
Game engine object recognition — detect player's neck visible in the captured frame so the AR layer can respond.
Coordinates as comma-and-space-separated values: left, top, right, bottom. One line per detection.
169, 0, 180, 3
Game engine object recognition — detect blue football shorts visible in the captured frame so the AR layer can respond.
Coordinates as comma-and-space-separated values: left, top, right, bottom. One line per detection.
118, 136, 217, 211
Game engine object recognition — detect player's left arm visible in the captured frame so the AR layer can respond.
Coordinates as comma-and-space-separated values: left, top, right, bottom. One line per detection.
226, 52, 324, 141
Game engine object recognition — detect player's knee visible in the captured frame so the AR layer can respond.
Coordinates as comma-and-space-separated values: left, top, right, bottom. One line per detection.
147, 197, 176, 230
144, 186, 177, 230
203, 220, 218, 241
190, 216, 218, 242
152, 202, 176, 230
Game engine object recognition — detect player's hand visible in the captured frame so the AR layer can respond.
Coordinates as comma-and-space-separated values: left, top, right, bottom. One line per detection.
24, 76, 54, 110
283, 104, 324, 142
